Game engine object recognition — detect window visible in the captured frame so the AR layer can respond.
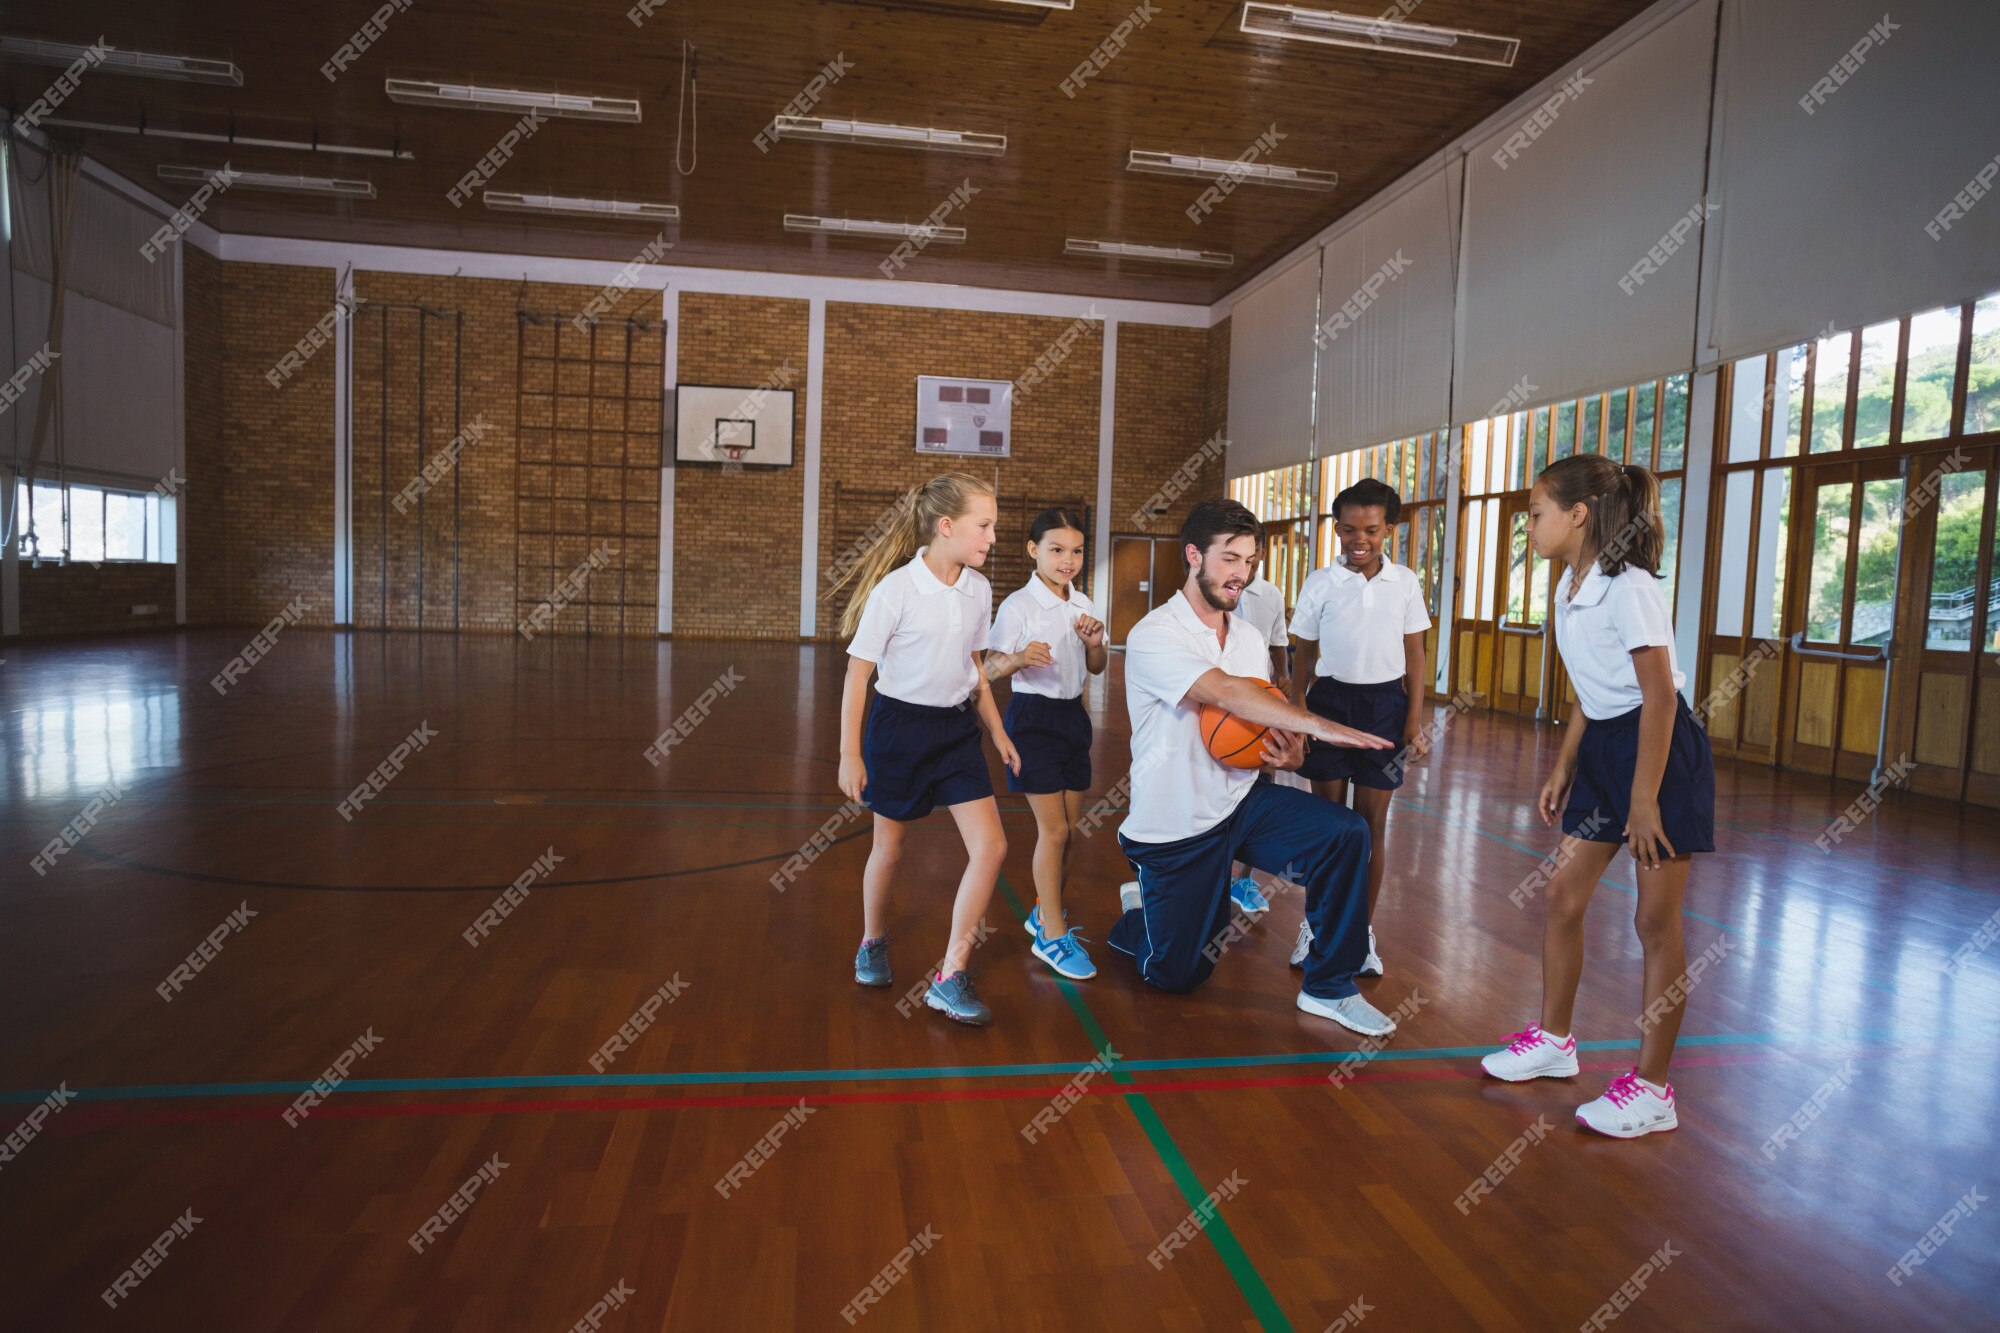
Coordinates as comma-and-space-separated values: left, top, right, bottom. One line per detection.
13, 481, 176, 564
1314, 431, 1451, 625
1456, 372, 1693, 620
1713, 284, 2000, 653
1923, 469, 1987, 651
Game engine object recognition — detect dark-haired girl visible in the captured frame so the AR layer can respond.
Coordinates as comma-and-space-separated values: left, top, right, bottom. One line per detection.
985, 509, 1107, 980
1480, 456, 1714, 1140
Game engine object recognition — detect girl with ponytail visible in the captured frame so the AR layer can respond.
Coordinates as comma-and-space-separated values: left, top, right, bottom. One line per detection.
1479, 455, 1715, 1140
834, 473, 1019, 1026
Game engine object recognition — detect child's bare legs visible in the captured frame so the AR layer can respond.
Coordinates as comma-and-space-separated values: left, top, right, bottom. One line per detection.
1025, 791, 1071, 931
942, 797, 1008, 974
1538, 836, 1621, 1037
1351, 785, 1393, 918
1633, 856, 1692, 1084
861, 814, 905, 942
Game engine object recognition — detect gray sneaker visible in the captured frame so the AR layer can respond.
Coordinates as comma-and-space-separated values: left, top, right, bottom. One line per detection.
1296, 989, 1397, 1037
924, 970, 992, 1026
855, 936, 892, 988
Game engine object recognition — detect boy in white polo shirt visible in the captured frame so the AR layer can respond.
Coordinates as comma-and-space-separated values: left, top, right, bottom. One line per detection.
1105, 499, 1405, 1037
1220, 552, 1291, 917
1287, 478, 1433, 979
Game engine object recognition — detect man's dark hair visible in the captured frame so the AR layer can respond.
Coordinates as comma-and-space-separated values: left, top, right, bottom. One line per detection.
1331, 478, 1403, 525
1178, 499, 1262, 570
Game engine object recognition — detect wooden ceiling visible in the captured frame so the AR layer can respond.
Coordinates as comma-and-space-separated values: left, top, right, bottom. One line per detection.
4, 0, 1653, 304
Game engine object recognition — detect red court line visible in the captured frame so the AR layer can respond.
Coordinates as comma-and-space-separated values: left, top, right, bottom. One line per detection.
49, 1049, 1818, 1135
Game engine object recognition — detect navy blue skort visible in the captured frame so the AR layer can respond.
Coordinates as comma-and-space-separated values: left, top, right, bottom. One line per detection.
1003, 691, 1092, 795
1298, 677, 1409, 790
1562, 695, 1716, 854
863, 693, 993, 822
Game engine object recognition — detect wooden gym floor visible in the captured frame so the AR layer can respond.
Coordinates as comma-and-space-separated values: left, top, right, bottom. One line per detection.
2, 632, 1997, 1331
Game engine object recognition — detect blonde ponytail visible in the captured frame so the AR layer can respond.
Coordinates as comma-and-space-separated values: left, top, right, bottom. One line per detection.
833, 472, 995, 638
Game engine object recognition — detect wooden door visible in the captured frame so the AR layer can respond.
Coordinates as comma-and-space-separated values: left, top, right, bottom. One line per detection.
1492, 494, 1550, 718
1779, 455, 1907, 781
1110, 537, 1155, 645
1885, 444, 2000, 804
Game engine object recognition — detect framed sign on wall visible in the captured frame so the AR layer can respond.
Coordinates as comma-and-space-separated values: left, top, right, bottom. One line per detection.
674, 383, 798, 468
915, 376, 1012, 458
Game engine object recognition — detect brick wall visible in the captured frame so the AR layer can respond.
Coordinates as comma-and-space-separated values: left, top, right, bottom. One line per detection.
213, 261, 339, 626
166, 263, 1222, 645
1111, 322, 1223, 542
671, 293, 809, 639
815, 303, 1107, 638
183, 245, 226, 627
1207, 317, 1231, 452
16, 563, 177, 638
349, 272, 663, 636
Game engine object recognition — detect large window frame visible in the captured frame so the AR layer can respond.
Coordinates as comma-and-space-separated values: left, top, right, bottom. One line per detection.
1700, 288, 2000, 798
14, 480, 177, 566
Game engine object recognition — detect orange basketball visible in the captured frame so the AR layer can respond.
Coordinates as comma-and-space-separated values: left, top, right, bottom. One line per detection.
1200, 679, 1288, 769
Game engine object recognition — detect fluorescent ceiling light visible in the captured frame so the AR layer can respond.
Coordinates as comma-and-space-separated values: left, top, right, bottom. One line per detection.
159, 164, 375, 198
484, 191, 678, 223
1128, 148, 1335, 190
774, 116, 1005, 157
785, 214, 967, 244
991, 1, 1075, 9
0, 36, 244, 85
40, 116, 410, 160
1065, 238, 1232, 267
384, 78, 641, 123
1238, 4, 1519, 67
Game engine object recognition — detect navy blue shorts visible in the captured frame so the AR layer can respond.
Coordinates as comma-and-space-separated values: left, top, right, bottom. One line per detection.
863, 693, 993, 823
1297, 677, 1408, 790
1562, 695, 1715, 854
1003, 692, 1092, 795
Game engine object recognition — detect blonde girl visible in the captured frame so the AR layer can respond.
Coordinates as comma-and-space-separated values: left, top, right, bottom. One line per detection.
834, 473, 1019, 1026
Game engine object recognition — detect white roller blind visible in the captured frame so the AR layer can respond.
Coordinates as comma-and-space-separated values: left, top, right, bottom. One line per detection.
1706, 0, 2000, 361
1316, 159, 1461, 457
11, 273, 178, 484
1456, 0, 1717, 417
1226, 252, 1320, 479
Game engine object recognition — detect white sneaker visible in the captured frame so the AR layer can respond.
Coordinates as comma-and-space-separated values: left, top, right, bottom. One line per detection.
1288, 919, 1313, 967
1359, 926, 1384, 978
1119, 880, 1142, 914
1479, 1025, 1580, 1082
1297, 990, 1397, 1037
1575, 1069, 1677, 1139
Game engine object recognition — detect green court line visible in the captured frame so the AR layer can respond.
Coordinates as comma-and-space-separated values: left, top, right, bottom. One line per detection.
997, 873, 1292, 1333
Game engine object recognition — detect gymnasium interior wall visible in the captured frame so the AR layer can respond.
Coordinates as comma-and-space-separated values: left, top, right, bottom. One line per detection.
54, 253, 1223, 644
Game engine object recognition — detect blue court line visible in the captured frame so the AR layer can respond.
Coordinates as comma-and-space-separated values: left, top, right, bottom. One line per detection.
0, 1028, 1934, 1106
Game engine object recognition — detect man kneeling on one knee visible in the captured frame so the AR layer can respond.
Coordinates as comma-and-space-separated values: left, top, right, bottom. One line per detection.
1105, 498, 1403, 1037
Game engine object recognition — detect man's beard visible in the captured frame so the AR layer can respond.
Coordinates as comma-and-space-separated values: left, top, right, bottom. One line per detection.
1195, 566, 1240, 613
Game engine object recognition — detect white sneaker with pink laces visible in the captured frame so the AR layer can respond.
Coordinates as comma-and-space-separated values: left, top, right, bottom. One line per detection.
1575, 1069, 1677, 1139
1479, 1024, 1580, 1081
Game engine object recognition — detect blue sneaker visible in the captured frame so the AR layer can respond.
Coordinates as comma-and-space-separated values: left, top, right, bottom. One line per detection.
1032, 929, 1097, 980
1023, 905, 1071, 937
924, 970, 992, 1025
1230, 877, 1271, 916
854, 936, 892, 988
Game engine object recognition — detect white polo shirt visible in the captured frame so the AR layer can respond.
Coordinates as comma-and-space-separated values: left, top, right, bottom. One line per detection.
1291, 557, 1432, 685
1236, 576, 1288, 653
989, 576, 1097, 700
1553, 563, 1685, 721
847, 548, 991, 707
1121, 591, 1271, 844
